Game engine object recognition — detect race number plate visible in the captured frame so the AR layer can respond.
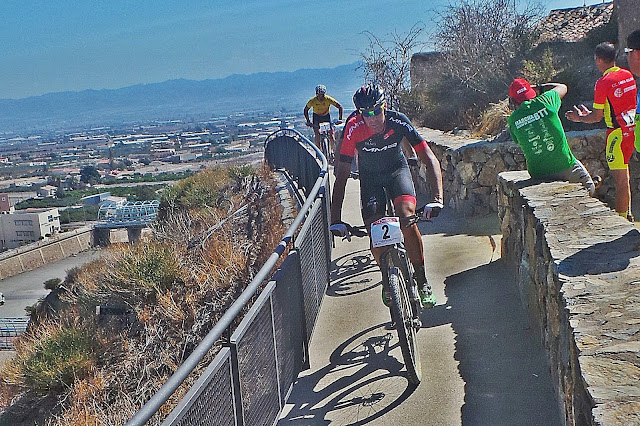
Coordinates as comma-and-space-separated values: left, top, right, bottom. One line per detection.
370, 217, 402, 248
319, 122, 331, 133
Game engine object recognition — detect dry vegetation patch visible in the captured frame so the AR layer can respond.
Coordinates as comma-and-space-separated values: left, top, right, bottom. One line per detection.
0, 164, 286, 425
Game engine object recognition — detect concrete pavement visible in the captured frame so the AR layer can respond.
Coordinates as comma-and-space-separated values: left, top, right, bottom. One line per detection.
279, 175, 562, 425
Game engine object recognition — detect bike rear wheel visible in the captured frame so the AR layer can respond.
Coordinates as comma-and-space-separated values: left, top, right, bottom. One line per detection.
388, 266, 422, 385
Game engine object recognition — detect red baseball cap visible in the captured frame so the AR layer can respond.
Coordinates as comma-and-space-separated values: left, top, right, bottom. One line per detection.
508, 78, 537, 104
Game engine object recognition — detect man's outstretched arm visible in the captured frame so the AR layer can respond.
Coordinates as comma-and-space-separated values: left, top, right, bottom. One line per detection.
565, 105, 604, 123
415, 139, 443, 203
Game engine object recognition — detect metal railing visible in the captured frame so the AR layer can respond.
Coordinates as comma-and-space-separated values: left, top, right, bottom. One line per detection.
126, 128, 331, 425
0, 317, 29, 350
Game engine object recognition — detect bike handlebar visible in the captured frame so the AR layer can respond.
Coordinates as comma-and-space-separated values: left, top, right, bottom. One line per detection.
331, 205, 440, 241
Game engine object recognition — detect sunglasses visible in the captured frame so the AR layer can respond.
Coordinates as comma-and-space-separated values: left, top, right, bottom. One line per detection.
362, 107, 383, 117
625, 48, 637, 53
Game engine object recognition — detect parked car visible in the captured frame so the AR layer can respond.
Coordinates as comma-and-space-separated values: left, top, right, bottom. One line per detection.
0, 292, 4, 305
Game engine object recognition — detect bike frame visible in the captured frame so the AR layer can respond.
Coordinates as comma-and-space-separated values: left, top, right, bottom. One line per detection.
381, 192, 419, 304
318, 122, 333, 162
378, 224, 421, 322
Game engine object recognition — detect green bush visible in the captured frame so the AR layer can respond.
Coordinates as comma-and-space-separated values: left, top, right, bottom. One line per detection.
110, 242, 181, 293
43, 278, 61, 291
22, 326, 95, 392
522, 47, 556, 84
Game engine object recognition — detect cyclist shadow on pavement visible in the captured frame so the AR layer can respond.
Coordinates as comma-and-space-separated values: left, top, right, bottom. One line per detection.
280, 323, 419, 425
420, 258, 563, 425
327, 249, 379, 297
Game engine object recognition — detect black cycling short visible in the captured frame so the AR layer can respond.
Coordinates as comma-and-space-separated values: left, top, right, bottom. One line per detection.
312, 113, 331, 128
359, 164, 416, 222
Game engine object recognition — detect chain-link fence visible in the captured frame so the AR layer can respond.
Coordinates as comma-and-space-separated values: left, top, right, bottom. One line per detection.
127, 129, 331, 425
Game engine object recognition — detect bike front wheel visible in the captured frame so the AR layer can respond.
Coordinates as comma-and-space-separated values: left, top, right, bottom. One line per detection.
388, 266, 422, 385
321, 135, 332, 163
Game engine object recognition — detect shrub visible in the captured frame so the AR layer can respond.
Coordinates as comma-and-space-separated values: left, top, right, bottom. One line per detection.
19, 324, 96, 392
522, 47, 556, 84
44, 278, 62, 291
474, 99, 511, 137
107, 242, 182, 294
434, 0, 543, 94
418, 0, 544, 130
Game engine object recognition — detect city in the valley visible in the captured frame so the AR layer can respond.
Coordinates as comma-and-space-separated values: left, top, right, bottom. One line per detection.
0, 110, 311, 250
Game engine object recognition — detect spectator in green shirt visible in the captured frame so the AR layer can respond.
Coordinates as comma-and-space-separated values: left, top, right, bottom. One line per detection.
507, 78, 596, 196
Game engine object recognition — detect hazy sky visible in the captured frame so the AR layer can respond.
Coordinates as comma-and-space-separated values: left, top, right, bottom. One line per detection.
0, 0, 606, 99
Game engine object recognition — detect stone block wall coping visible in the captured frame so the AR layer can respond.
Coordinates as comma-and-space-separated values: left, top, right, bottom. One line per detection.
499, 170, 640, 424
416, 127, 486, 151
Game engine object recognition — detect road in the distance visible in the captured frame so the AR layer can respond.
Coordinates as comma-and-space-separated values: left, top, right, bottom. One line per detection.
0, 249, 102, 318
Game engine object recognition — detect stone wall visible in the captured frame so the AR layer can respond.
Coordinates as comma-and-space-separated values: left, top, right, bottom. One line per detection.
0, 227, 92, 280
538, 3, 613, 43
616, 0, 640, 53
498, 171, 640, 425
413, 127, 639, 217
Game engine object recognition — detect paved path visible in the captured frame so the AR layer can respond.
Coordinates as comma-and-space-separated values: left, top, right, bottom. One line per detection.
0, 249, 102, 318
280, 176, 562, 425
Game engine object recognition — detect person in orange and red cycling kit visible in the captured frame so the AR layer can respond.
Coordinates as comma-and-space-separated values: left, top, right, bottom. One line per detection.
566, 42, 637, 221
329, 84, 443, 308
303, 85, 344, 155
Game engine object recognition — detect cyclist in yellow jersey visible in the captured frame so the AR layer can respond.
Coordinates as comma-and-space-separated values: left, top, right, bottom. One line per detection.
303, 85, 343, 153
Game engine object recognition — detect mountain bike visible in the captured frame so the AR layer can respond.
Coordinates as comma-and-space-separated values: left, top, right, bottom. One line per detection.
318, 120, 342, 164
333, 205, 430, 385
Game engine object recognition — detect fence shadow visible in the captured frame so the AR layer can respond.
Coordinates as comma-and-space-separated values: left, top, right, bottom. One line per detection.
280, 324, 417, 425
327, 249, 378, 297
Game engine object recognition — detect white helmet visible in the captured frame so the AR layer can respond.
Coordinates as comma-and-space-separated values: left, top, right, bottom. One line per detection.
315, 85, 326, 95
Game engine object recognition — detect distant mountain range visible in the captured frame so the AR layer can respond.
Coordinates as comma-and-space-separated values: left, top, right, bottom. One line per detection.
0, 62, 363, 134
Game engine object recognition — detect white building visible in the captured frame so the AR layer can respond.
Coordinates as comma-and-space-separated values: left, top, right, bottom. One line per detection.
38, 185, 58, 198
0, 208, 61, 250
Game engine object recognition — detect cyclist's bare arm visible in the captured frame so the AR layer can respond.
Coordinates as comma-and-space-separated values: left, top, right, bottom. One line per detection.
303, 105, 312, 125
414, 138, 444, 203
330, 158, 351, 224
336, 103, 344, 121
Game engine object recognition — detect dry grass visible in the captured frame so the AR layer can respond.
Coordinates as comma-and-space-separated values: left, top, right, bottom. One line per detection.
0, 164, 286, 425
473, 98, 511, 138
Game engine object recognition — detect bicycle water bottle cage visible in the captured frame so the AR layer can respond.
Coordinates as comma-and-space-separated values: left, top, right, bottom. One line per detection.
370, 217, 403, 248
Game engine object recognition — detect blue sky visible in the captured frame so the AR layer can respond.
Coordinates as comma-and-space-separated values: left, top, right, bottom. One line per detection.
0, 0, 605, 99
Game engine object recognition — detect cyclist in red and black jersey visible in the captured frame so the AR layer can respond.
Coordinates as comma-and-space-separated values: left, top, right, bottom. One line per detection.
330, 84, 444, 307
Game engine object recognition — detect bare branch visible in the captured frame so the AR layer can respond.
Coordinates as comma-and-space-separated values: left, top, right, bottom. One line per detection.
358, 23, 427, 110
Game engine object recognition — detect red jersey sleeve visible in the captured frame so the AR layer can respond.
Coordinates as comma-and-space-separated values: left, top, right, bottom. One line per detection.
340, 115, 364, 159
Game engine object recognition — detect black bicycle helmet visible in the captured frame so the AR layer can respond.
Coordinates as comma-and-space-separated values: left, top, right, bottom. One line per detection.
353, 84, 385, 111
